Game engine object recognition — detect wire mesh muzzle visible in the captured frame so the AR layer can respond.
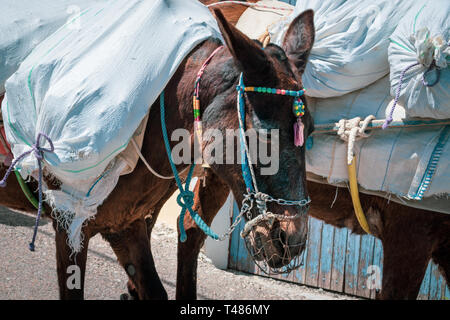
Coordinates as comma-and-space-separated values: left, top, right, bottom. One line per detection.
240, 210, 308, 275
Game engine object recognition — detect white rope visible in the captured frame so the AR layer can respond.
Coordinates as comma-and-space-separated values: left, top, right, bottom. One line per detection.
337, 115, 376, 165
131, 138, 176, 180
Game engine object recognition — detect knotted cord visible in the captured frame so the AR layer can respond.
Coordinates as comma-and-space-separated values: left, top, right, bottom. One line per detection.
0, 133, 54, 251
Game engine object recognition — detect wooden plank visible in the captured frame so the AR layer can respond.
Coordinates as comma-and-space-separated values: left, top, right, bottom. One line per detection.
445, 283, 450, 301
330, 226, 348, 293
356, 234, 375, 298
344, 230, 361, 296
318, 222, 335, 290
228, 200, 241, 270
291, 217, 310, 285
418, 262, 432, 300
429, 262, 445, 300
285, 217, 311, 285
370, 239, 383, 299
292, 222, 310, 285
234, 201, 255, 274
304, 217, 323, 287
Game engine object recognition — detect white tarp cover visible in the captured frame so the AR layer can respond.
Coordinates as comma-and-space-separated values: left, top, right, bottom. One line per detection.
388, 0, 450, 119
0, 0, 107, 94
269, 0, 416, 98
2, 0, 221, 251
306, 76, 450, 210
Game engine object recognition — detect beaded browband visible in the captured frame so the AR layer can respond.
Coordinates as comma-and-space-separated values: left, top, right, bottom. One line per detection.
242, 86, 306, 118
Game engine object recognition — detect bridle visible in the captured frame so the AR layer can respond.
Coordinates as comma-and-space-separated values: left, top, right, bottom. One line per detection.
160, 44, 311, 245
234, 71, 310, 226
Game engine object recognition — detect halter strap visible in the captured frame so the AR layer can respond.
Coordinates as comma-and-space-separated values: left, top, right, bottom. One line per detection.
236, 73, 257, 193
193, 45, 224, 121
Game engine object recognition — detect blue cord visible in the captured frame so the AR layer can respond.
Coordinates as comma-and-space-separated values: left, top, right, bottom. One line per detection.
159, 91, 218, 242
237, 74, 255, 193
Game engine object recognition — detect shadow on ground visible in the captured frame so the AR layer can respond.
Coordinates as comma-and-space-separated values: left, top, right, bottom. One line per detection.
0, 206, 49, 227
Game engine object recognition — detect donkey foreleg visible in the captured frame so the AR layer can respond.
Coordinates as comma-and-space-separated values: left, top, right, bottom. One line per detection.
102, 218, 167, 300
176, 171, 230, 300
54, 221, 91, 300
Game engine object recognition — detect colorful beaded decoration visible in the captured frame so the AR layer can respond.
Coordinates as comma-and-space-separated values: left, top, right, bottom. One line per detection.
243, 87, 305, 116
193, 46, 224, 147
243, 86, 306, 147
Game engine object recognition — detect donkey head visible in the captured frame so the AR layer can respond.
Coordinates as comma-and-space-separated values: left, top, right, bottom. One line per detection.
201, 9, 315, 270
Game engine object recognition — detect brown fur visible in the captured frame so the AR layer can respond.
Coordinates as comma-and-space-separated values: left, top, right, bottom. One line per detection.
0, 7, 314, 299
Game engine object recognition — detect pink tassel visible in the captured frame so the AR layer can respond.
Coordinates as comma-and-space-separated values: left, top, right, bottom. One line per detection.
294, 118, 304, 147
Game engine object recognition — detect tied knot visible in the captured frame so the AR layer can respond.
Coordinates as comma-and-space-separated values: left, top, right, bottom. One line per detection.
32, 133, 54, 161
254, 192, 269, 214
337, 115, 375, 165
0, 133, 54, 188
0, 132, 54, 252
177, 190, 195, 209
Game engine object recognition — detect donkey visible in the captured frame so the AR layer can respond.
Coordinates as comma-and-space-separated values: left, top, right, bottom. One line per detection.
176, 0, 450, 300
0, 8, 314, 300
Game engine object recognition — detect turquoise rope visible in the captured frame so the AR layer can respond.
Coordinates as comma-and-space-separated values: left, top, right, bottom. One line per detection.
159, 91, 218, 242
236, 74, 255, 192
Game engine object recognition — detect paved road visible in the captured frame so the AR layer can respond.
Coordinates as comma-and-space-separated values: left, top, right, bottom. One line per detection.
0, 205, 355, 300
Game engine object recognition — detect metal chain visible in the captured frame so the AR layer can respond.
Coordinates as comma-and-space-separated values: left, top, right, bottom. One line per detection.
214, 191, 311, 241
216, 193, 254, 241
260, 193, 311, 207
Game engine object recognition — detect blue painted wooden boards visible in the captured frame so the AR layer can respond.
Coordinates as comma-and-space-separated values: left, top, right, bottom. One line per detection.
228, 205, 448, 299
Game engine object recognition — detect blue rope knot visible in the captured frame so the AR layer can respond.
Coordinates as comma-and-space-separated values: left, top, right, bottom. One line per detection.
176, 190, 195, 209
0, 132, 54, 251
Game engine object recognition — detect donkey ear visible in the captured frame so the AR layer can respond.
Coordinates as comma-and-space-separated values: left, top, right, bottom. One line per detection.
213, 9, 271, 78
282, 10, 315, 74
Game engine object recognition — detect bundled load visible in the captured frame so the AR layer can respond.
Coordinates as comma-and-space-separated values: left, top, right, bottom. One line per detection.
2, 0, 221, 251
388, 0, 450, 119
236, 0, 449, 213
0, 0, 107, 94
306, 77, 450, 213
267, 0, 416, 98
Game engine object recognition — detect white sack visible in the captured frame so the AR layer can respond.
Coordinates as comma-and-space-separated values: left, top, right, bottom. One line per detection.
388, 0, 450, 119
235, 0, 293, 41
306, 76, 450, 207
2, 0, 221, 252
0, 0, 107, 94
269, 0, 415, 98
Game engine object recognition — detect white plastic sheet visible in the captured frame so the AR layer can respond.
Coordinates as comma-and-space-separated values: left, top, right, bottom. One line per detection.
306, 76, 449, 207
269, 0, 415, 98
0, 0, 107, 93
2, 0, 221, 252
388, 0, 450, 119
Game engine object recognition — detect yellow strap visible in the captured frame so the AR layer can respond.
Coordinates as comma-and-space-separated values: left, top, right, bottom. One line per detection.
347, 155, 371, 234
